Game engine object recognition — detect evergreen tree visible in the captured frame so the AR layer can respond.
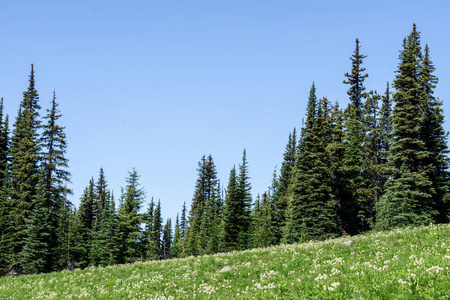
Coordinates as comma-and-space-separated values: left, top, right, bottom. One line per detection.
359, 91, 383, 229
19, 170, 50, 274
283, 87, 341, 242
142, 197, 154, 259
184, 155, 219, 255
343, 38, 368, 120
9, 65, 42, 271
0, 98, 10, 275
161, 218, 172, 259
92, 192, 120, 266
117, 169, 144, 263
171, 214, 182, 258
339, 39, 369, 235
221, 166, 240, 251
377, 24, 436, 229
41, 91, 72, 270
419, 45, 450, 223
378, 83, 393, 197
273, 128, 296, 243
148, 200, 162, 260
73, 179, 95, 268
237, 149, 252, 249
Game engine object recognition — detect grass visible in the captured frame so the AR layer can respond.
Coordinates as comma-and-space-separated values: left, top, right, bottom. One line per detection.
0, 223, 449, 299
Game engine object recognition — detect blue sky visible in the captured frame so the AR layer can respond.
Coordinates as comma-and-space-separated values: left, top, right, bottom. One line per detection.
1, 1, 449, 222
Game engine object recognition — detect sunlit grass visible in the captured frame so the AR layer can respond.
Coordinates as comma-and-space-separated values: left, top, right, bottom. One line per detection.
1, 224, 449, 299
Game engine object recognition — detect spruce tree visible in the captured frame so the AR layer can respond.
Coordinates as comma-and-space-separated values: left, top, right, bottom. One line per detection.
221, 166, 240, 251
171, 214, 182, 258
377, 24, 436, 229
117, 169, 144, 263
0, 98, 10, 275
9, 65, 42, 271
73, 179, 95, 268
19, 170, 50, 274
273, 129, 296, 243
419, 45, 450, 223
237, 149, 252, 249
343, 38, 368, 120
283, 87, 341, 242
148, 200, 162, 260
41, 91, 72, 270
339, 38, 369, 235
161, 218, 172, 260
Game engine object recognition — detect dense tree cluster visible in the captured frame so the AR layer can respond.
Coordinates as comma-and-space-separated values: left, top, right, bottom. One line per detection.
0, 24, 448, 275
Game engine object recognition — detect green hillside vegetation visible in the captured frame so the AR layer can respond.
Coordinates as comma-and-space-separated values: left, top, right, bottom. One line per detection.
0, 223, 448, 299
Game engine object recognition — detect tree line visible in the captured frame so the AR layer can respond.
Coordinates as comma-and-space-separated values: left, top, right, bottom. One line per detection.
0, 24, 448, 275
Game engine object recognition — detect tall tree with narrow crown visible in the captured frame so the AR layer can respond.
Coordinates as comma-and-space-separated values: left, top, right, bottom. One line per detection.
237, 149, 252, 249
118, 169, 145, 263
343, 38, 368, 120
419, 44, 450, 223
9, 65, 42, 272
0, 98, 10, 275
41, 91, 72, 270
377, 24, 436, 229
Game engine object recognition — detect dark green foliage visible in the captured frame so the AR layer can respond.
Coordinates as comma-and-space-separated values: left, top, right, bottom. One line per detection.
222, 166, 240, 251
171, 215, 182, 258
419, 45, 450, 223
237, 149, 252, 249
73, 179, 95, 268
250, 192, 276, 248
9, 65, 42, 271
283, 87, 341, 242
41, 91, 72, 270
91, 193, 120, 267
343, 38, 368, 120
272, 129, 296, 243
147, 200, 162, 260
377, 24, 437, 229
19, 170, 50, 274
0, 99, 10, 276
376, 164, 434, 230
184, 155, 220, 255
117, 169, 144, 263
161, 218, 172, 259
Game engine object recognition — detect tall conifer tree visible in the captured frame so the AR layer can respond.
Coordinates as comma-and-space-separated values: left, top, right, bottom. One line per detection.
9, 65, 42, 271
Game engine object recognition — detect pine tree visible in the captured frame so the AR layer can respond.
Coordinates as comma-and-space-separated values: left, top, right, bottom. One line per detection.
377, 24, 436, 229
117, 169, 144, 263
9, 65, 42, 272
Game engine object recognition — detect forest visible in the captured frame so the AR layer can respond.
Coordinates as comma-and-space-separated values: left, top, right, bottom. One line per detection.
0, 24, 448, 275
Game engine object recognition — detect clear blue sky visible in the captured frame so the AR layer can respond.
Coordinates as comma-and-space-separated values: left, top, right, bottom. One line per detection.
1, 1, 449, 222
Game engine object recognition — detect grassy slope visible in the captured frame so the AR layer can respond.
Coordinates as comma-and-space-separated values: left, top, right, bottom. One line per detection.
0, 224, 449, 299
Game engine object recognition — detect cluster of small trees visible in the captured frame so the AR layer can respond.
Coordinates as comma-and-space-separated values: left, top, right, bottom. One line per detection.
0, 24, 448, 275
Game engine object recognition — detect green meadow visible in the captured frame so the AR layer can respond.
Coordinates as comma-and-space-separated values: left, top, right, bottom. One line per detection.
1, 223, 449, 299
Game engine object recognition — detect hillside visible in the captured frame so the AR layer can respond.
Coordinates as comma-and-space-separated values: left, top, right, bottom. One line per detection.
0, 224, 449, 299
